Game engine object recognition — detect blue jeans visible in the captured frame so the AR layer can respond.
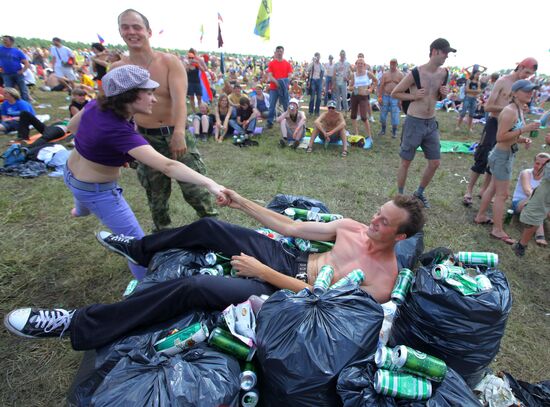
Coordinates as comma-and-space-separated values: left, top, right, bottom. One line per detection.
324, 76, 332, 105
64, 166, 148, 280
268, 78, 290, 125
380, 94, 400, 127
333, 81, 348, 112
308, 78, 322, 115
2, 72, 30, 102
229, 117, 257, 134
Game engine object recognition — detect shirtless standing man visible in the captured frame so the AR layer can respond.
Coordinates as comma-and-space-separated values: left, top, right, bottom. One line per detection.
115, 9, 217, 232
464, 58, 538, 207
392, 38, 455, 208
4, 192, 425, 349
378, 58, 404, 138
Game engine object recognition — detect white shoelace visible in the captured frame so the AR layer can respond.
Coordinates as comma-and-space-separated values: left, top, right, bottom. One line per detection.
109, 234, 134, 244
29, 309, 74, 337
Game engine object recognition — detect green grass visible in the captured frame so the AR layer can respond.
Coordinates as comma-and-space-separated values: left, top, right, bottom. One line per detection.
0, 90, 549, 406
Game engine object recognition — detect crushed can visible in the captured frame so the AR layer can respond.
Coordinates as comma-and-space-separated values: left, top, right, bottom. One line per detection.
154, 322, 209, 356
475, 274, 493, 292
392, 345, 447, 381
374, 369, 432, 400
444, 273, 479, 296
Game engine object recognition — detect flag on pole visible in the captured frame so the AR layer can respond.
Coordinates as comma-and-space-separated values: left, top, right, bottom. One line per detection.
218, 12, 223, 23
97, 34, 105, 44
254, 0, 271, 40
218, 23, 224, 48
200, 24, 205, 43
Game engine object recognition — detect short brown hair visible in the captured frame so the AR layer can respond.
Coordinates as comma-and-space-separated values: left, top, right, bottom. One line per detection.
393, 194, 426, 238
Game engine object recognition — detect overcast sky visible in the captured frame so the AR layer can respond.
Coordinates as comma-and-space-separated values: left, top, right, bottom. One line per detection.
5, 0, 550, 74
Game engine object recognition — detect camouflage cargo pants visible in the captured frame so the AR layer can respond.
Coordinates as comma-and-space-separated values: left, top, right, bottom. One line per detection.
137, 131, 218, 231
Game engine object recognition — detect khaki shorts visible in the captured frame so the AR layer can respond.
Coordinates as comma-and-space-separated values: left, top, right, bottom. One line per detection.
488, 147, 515, 181
519, 179, 550, 226
400, 116, 440, 160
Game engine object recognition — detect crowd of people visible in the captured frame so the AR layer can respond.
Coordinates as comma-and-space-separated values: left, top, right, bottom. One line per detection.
1, 12, 549, 399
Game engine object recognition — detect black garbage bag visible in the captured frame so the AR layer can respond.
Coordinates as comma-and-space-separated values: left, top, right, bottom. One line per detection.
256, 286, 383, 407
67, 311, 219, 406
337, 355, 482, 407
389, 266, 512, 388
503, 372, 550, 407
90, 344, 240, 407
395, 232, 424, 270
133, 249, 212, 294
266, 193, 330, 214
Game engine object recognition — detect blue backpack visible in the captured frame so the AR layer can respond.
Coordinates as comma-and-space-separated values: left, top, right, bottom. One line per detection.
2, 144, 28, 167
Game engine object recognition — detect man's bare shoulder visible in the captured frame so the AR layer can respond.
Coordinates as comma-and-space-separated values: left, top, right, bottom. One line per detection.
337, 218, 366, 230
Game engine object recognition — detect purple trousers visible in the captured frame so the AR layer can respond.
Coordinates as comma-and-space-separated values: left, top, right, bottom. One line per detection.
64, 166, 148, 279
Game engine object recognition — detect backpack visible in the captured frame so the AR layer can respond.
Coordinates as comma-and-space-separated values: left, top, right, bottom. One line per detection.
2, 144, 28, 167
402, 67, 449, 114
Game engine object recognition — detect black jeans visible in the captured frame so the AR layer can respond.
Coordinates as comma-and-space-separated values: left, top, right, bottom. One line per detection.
17, 110, 64, 144
70, 218, 305, 350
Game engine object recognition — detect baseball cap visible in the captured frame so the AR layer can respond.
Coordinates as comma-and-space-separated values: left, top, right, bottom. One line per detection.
516, 57, 538, 71
511, 79, 539, 93
327, 100, 337, 108
103, 65, 159, 97
430, 38, 456, 53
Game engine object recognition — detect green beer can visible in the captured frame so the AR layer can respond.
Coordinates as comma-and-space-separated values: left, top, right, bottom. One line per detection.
475, 274, 493, 292
444, 273, 479, 296
240, 361, 257, 391
208, 327, 255, 361
392, 345, 447, 381
241, 388, 260, 407
456, 251, 498, 268
431, 264, 465, 280
154, 322, 209, 356
313, 265, 335, 295
330, 269, 365, 289
375, 346, 400, 370
391, 268, 414, 305
294, 238, 311, 252
374, 369, 432, 400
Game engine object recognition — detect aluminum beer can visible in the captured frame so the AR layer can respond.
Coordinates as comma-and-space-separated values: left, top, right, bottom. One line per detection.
204, 252, 217, 265
375, 346, 400, 370
330, 269, 365, 289
123, 279, 139, 297
444, 273, 479, 296
390, 268, 414, 305
475, 274, 493, 292
295, 238, 311, 252
431, 264, 465, 280
313, 265, 334, 295
239, 362, 257, 391
392, 345, 447, 381
456, 251, 498, 268
154, 322, 209, 356
374, 369, 432, 400
241, 388, 260, 407
199, 267, 223, 276
208, 327, 255, 361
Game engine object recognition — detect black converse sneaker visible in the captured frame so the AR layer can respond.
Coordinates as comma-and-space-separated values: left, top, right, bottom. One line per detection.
96, 231, 138, 264
413, 191, 431, 209
4, 308, 75, 339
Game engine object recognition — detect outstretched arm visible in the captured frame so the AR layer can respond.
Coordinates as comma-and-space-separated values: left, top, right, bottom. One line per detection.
223, 188, 341, 242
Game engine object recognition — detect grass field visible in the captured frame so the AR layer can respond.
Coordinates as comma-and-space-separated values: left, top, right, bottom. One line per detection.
0, 89, 549, 406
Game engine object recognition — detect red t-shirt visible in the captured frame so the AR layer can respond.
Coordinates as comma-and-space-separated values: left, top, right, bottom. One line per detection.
267, 59, 293, 90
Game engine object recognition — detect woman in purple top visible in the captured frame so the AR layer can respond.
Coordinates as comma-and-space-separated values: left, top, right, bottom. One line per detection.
66, 65, 228, 279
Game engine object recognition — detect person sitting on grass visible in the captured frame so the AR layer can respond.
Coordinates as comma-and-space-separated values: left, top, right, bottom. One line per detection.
192, 102, 215, 141
230, 97, 259, 136
306, 100, 348, 157
0, 87, 35, 135
512, 135, 550, 256
213, 94, 233, 143
511, 152, 550, 248
69, 88, 89, 117
3, 192, 425, 350
63, 65, 228, 280
276, 97, 306, 149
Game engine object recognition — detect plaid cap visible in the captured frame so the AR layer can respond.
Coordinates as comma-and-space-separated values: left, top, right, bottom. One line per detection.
103, 65, 159, 97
